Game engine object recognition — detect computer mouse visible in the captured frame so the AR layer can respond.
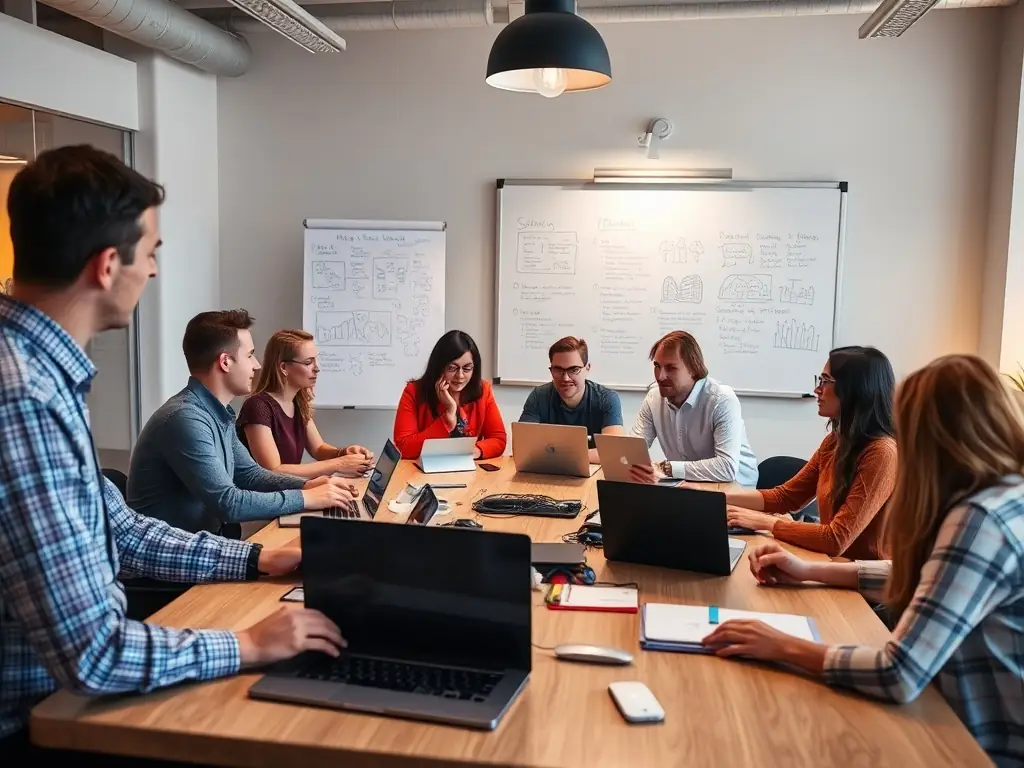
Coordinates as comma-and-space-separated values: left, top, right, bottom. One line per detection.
553, 644, 633, 665
452, 518, 483, 529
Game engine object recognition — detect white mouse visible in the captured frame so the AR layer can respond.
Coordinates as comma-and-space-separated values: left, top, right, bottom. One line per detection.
553, 644, 633, 665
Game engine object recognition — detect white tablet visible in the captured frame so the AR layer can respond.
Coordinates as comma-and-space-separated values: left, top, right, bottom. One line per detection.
594, 434, 654, 482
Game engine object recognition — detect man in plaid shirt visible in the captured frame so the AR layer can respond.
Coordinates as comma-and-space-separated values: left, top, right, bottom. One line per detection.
0, 146, 345, 761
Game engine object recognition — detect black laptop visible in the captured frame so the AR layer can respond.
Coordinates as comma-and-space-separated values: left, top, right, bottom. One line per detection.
248, 516, 532, 730
596, 481, 746, 576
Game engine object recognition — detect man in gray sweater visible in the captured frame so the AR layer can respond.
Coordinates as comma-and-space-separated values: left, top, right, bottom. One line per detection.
129, 309, 355, 534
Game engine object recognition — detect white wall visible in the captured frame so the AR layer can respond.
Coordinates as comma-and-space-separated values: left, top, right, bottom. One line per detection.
0, 13, 137, 129
217, 12, 999, 463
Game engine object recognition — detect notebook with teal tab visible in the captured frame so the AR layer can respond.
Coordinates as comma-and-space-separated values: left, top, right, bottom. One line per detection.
639, 602, 821, 654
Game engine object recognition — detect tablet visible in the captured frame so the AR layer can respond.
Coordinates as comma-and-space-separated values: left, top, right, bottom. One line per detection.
594, 434, 654, 482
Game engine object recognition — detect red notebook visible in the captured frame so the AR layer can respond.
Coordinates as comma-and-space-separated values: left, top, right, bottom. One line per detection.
545, 584, 638, 614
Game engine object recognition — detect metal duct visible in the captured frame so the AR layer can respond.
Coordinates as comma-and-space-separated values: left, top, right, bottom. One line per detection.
37, 0, 251, 76
224, 0, 1011, 35
227, 0, 493, 32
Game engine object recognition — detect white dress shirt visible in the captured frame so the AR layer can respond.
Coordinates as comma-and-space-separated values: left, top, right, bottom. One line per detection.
631, 376, 759, 486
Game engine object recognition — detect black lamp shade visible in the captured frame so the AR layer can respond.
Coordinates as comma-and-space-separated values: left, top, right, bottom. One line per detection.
486, 0, 611, 94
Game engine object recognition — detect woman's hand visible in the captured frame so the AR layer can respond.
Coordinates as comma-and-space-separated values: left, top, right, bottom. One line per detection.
701, 620, 794, 660
436, 377, 458, 429
727, 506, 779, 533
344, 445, 374, 460
332, 453, 374, 477
747, 541, 813, 586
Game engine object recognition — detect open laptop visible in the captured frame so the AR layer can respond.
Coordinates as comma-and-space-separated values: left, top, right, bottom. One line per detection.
595, 481, 746, 576
279, 439, 401, 528
248, 516, 532, 730
511, 422, 599, 478
418, 436, 477, 474
404, 483, 440, 525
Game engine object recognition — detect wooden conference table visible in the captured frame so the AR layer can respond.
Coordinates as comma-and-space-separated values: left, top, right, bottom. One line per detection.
32, 458, 991, 767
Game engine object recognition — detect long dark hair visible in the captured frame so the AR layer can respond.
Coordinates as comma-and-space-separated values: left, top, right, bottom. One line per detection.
827, 346, 895, 509
413, 330, 483, 415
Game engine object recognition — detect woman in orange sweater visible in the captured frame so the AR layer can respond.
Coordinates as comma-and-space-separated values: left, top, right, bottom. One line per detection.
722, 346, 897, 559
393, 330, 507, 460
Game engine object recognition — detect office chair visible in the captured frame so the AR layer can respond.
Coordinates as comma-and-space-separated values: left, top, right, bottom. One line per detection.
756, 455, 818, 523
103, 468, 191, 621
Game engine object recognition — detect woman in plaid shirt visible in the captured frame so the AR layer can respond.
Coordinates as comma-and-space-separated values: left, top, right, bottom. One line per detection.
703, 354, 1023, 767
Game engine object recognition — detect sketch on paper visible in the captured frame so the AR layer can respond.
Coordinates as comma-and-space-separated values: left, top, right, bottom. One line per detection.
721, 243, 753, 267
517, 232, 579, 274
661, 275, 703, 303
718, 274, 772, 303
373, 258, 409, 297
316, 311, 392, 347
774, 318, 819, 352
312, 261, 345, 290
778, 279, 815, 306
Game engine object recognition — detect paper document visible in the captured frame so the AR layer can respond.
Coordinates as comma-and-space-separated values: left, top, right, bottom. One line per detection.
643, 603, 817, 644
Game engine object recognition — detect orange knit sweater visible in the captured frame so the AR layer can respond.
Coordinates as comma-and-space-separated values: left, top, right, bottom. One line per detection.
759, 433, 897, 559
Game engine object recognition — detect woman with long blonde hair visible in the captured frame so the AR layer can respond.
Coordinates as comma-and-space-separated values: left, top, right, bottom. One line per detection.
702, 355, 1024, 767
238, 329, 373, 479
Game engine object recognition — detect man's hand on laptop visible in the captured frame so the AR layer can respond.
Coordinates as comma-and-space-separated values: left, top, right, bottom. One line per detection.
237, 607, 347, 667
302, 479, 357, 511
628, 462, 666, 484
257, 545, 302, 577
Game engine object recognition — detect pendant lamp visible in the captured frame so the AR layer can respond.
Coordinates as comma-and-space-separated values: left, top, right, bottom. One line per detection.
485, 0, 611, 98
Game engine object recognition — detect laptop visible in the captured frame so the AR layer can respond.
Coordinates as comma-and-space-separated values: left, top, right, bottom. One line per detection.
595, 481, 746, 576
279, 439, 401, 528
511, 422, 599, 478
418, 436, 478, 474
248, 516, 532, 730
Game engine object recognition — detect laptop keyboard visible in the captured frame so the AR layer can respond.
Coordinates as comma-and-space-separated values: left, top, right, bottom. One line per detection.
294, 655, 501, 703
323, 506, 360, 519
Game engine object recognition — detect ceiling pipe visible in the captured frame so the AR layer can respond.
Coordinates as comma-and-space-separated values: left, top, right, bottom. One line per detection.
224, 0, 493, 32
36, 0, 251, 76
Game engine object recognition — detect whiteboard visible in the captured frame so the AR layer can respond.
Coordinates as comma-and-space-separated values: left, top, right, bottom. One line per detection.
494, 182, 846, 396
302, 219, 445, 408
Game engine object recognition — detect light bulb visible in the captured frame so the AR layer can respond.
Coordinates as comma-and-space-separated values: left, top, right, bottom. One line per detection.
533, 67, 568, 98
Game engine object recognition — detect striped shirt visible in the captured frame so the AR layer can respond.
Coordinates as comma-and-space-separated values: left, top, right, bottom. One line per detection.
824, 477, 1024, 767
0, 295, 252, 739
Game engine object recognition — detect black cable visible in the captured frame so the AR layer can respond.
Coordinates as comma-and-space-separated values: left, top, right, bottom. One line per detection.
472, 494, 583, 519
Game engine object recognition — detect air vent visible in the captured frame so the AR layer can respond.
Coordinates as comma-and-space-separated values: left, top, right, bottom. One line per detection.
859, 0, 941, 38
225, 0, 346, 52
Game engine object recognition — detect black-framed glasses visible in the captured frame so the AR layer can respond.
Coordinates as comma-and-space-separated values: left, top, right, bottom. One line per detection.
285, 357, 319, 368
549, 365, 584, 379
814, 373, 836, 388
445, 363, 474, 375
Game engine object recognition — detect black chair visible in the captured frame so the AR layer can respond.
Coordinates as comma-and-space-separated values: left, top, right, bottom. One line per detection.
756, 455, 818, 523
102, 468, 191, 621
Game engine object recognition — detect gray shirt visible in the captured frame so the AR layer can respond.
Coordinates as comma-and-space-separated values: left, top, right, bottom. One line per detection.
128, 377, 306, 533
631, 376, 759, 486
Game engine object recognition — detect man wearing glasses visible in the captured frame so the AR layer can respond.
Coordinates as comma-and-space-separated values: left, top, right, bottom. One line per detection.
518, 336, 624, 463
128, 310, 358, 534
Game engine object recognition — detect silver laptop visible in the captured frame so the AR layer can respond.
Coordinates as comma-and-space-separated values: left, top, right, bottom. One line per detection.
511, 422, 598, 478
418, 436, 477, 474
249, 516, 532, 730
595, 481, 746, 576
279, 439, 401, 528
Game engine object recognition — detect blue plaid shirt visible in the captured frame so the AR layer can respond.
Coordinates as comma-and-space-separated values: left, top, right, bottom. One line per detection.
824, 477, 1024, 767
0, 295, 254, 739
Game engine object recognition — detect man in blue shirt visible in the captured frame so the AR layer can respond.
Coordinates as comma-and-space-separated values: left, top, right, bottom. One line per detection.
518, 336, 624, 463
128, 309, 356, 534
0, 146, 345, 761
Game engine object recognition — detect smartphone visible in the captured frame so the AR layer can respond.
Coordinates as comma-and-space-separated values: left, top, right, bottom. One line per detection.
279, 586, 304, 603
478, 463, 501, 472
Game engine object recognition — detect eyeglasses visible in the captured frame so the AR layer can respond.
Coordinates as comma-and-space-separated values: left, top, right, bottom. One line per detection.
549, 365, 584, 379
285, 357, 319, 368
445, 363, 474, 375
814, 373, 836, 388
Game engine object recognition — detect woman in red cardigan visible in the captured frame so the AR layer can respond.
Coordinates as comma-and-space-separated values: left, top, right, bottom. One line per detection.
393, 330, 507, 459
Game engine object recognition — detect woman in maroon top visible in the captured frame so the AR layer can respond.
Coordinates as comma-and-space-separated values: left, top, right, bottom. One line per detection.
238, 329, 373, 479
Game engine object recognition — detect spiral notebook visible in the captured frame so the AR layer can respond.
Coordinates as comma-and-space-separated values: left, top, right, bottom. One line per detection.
640, 602, 820, 653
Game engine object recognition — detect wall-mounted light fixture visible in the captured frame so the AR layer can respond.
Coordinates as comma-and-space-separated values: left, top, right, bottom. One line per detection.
485, 0, 611, 98
638, 118, 673, 159
0, 154, 27, 165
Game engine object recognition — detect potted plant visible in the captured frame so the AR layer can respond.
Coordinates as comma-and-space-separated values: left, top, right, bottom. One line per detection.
1004, 364, 1024, 410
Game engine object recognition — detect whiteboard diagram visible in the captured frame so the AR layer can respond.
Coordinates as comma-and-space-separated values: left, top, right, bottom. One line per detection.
316, 311, 392, 347
312, 261, 345, 290
719, 274, 772, 302
779, 279, 815, 305
517, 232, 578, 274
721, 243, 753, 267
661, 275, 703, 303
774, 318, 820, 351
373, 258, 408, 297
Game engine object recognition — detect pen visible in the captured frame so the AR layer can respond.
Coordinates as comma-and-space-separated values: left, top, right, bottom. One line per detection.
428, 483, 468, 489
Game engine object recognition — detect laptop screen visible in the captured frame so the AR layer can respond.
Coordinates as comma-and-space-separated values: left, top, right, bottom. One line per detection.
362, 439, 400, 518
405, 484, 438, 525
300, 516, 532, 672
